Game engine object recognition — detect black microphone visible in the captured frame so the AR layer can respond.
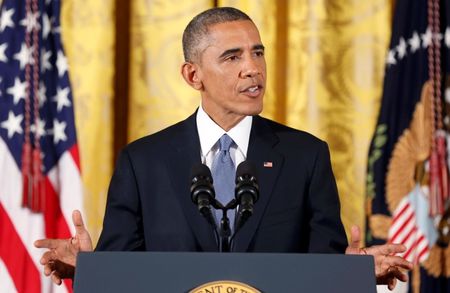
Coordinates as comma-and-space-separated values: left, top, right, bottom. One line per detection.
190, 163, 216, 227
234, 161, 259, 231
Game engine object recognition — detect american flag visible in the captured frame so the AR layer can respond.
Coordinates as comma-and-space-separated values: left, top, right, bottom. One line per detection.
263, 161, 272, 168
0, 0, 83, 292
367, 0, 450, 291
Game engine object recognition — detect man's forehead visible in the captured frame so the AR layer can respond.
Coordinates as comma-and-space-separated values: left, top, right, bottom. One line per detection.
204, 21, 261, 47
208, 20, 260, 37
191, 20, 262, 63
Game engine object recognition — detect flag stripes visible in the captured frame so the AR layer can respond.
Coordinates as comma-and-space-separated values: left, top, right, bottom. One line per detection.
0, 203, 41, 293
388, 197, 430, 263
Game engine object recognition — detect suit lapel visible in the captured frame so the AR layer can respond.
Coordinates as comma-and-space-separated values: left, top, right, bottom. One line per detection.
166, 113, 218, 251
233, 116, 284, 252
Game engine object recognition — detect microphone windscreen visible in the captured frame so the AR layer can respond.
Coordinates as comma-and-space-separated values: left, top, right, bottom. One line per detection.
236, 161, 256, 178
190, 163, 212, 181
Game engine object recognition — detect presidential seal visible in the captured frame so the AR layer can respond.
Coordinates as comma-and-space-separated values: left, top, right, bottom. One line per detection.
190, 280, 261, 293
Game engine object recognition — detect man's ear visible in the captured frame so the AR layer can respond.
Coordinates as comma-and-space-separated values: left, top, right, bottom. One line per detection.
181, 62, 203, 90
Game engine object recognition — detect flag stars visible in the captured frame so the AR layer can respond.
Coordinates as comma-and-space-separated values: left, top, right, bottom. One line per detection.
56, 51, 68, 77
1, 111, 23, 139
0, 8, 14, 32
20, 11, 40, 33
384, 26, 450, 66
41, 49, 52, 73
0, 43, 7, 63
31, 119, 46, 137
396, 37, 407, 59
386, 49, 396, 66
52, 119, 67, 144
434, 32, 443, 43
42, 13, 51, 39
422, 27, 433, 48
52, 25, 61, 35
53, 87, 71, 112
445, 28, 450, 48
38, 83, 47, 107
14, 43, 34, 69
409, 32, 421, 53
7, 78, 27, 105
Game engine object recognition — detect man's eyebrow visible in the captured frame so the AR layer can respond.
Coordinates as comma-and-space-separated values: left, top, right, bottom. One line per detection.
218, 44, 265, 59
219, 48, 242, 59
253, 44, 265, 51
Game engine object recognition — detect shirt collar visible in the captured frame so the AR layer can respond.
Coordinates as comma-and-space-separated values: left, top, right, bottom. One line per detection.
196, 105, 252, 157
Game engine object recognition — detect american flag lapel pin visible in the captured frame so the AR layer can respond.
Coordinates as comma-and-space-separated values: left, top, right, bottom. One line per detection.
263, 161, 273, 168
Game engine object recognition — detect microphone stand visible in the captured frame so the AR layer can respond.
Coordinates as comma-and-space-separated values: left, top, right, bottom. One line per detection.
219, 210, 231, 252
212, 199, 238, 252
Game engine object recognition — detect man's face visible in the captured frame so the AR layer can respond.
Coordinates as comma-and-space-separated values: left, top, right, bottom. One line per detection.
195, 20, 266, 129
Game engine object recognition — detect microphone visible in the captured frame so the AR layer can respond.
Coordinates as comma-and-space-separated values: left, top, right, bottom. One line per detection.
234, 161, 259, 231
190, 163, 216, 227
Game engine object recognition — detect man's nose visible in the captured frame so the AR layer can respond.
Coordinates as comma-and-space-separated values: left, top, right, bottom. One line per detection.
240, 58, 260, 78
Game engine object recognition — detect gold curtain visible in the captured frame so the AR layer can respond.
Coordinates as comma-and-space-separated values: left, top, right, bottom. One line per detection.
128, 0, 212, 141
61, 0, 115, 242
62, 0, 392, 243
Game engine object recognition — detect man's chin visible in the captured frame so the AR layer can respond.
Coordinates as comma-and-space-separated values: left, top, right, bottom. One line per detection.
238, 101, 263, 116
245, 106, 263, 117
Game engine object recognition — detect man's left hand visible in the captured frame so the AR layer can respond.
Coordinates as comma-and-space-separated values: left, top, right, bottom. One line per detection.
345, 225, 414, 290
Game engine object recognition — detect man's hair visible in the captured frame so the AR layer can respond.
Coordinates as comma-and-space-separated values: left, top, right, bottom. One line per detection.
182, 7, 253, 62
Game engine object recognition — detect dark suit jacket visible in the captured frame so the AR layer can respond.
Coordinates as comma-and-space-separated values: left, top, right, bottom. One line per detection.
96, 113, 348, 253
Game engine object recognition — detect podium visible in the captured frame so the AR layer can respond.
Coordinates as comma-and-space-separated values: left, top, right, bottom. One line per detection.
73, 252, 376, 293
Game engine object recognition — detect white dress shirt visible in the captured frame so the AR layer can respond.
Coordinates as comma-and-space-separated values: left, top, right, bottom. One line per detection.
196, 105, 252, 170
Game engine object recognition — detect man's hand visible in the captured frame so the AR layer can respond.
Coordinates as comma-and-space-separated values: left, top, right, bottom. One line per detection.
34, 210, 93, 285
345, 225, 413, 290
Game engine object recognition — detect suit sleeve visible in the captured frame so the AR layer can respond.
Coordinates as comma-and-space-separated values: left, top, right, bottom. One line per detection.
307, 141, 348, 253
95, 149, 145, 251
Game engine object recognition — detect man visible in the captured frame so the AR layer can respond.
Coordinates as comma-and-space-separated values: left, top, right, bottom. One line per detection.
35, 7, 412, 290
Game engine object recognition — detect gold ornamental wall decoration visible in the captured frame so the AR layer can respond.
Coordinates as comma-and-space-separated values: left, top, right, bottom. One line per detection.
385, 81, 432, 214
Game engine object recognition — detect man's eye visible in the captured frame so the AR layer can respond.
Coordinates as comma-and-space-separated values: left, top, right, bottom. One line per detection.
255, 51, 264, 57
227, 55, 239, 61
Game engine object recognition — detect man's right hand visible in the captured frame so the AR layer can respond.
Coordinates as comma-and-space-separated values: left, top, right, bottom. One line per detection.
34, 210, 93, 285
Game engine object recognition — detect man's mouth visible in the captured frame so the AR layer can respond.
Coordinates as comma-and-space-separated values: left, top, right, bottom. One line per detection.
241, 85, 263, 96
248, 86, 259, 93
